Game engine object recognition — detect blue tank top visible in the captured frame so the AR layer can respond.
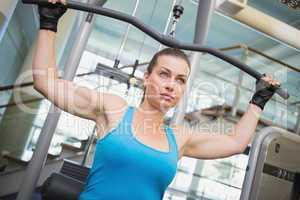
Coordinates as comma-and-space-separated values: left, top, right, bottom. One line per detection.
79, 105, 178, 200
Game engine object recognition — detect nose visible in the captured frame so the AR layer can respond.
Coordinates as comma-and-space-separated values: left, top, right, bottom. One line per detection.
163, 80, 175, 92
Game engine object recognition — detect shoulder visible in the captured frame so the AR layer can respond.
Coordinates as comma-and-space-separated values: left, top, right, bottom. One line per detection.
96, 93, 128, 126
94, 94, 129, 138
102, 93, 128, 113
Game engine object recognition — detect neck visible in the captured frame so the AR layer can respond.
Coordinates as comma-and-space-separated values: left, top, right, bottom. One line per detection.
137, 100, 166, 130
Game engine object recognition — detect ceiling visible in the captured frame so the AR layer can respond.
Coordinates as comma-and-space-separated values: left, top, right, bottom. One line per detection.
248, 0, 300, 29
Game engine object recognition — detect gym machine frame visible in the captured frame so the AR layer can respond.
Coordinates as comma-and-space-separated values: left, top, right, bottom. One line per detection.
241, 126, 300, 200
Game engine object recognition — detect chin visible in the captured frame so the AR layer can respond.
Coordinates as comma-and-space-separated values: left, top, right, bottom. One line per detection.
157, 100, 177, 113
147, 96, 178, 113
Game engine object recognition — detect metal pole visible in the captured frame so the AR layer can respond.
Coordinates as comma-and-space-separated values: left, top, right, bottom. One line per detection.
170, 1, 216, 199
231, 70, 244, 116
193, 0, 215, 45
295, 105, 300, 135
172, 0, 215, 124
158, 0, 177, 50
81, 126, 96, 166
231, 47, 248, 116
16, 1, 107, 199
116, 0, 140, 61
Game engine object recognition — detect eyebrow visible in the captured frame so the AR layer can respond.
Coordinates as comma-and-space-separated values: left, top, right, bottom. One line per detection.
160, 67, 187, 78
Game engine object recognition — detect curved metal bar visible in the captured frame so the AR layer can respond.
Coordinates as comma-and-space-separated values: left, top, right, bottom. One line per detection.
22, 0, 289, 99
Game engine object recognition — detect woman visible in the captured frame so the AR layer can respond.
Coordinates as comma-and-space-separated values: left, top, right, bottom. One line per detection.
33, 1, 280, 199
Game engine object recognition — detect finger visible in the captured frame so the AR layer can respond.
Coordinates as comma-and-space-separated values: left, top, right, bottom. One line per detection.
267, 74, 273, 78
267, 75, 273, 81
271, 78, 279, 84
264, 78, 275, 85
267, 75, 276, 81
61, 0, 66, 4
272, 80, 280, 87
274, 81, 280, 86
261, 76, 269, 82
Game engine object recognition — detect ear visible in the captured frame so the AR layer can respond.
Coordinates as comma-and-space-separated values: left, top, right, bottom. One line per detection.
143, 71, 150, 85
144, 71, 150, 79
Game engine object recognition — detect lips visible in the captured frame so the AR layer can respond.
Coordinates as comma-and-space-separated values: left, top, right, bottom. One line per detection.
160, 93, 175, 101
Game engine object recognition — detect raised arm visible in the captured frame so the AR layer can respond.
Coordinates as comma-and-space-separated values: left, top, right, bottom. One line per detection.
179, 104, 261, 160
180, 75, 280, 160
32, 1, 108, 121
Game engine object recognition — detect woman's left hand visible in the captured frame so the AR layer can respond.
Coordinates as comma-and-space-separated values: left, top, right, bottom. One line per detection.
249, 74, 281, 110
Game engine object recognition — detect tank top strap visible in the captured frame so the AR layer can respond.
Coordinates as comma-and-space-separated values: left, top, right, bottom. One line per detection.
124, 106, 178, 156
164, 125, 178, 156
115, 105, 134, 135
122, 105, 134, 125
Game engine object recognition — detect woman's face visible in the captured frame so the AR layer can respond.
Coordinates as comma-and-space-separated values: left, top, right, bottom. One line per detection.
143, 55, 190, 112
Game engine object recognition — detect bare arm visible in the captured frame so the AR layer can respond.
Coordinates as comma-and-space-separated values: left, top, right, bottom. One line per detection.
180, 74, 280, 160
181, 104, 262, 160
32, 30, 107, 121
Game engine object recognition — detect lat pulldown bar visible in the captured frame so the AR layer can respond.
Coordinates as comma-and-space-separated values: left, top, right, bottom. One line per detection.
22, 0, 290, 99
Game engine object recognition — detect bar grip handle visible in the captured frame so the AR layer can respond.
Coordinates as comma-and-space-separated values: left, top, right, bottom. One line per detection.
276, 87, 289, 99
22, 0, 49, 4
22, 0, 66, 5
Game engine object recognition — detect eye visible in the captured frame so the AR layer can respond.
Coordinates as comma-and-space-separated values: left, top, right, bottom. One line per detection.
176, 78, 186, 84
159, 71, 169, 78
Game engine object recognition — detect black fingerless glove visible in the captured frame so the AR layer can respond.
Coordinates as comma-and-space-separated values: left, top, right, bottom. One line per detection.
249, 76, 278, 110
38, 3, 67, 32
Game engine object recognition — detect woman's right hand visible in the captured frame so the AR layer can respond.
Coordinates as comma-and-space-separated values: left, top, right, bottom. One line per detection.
39, 0, 67, 32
